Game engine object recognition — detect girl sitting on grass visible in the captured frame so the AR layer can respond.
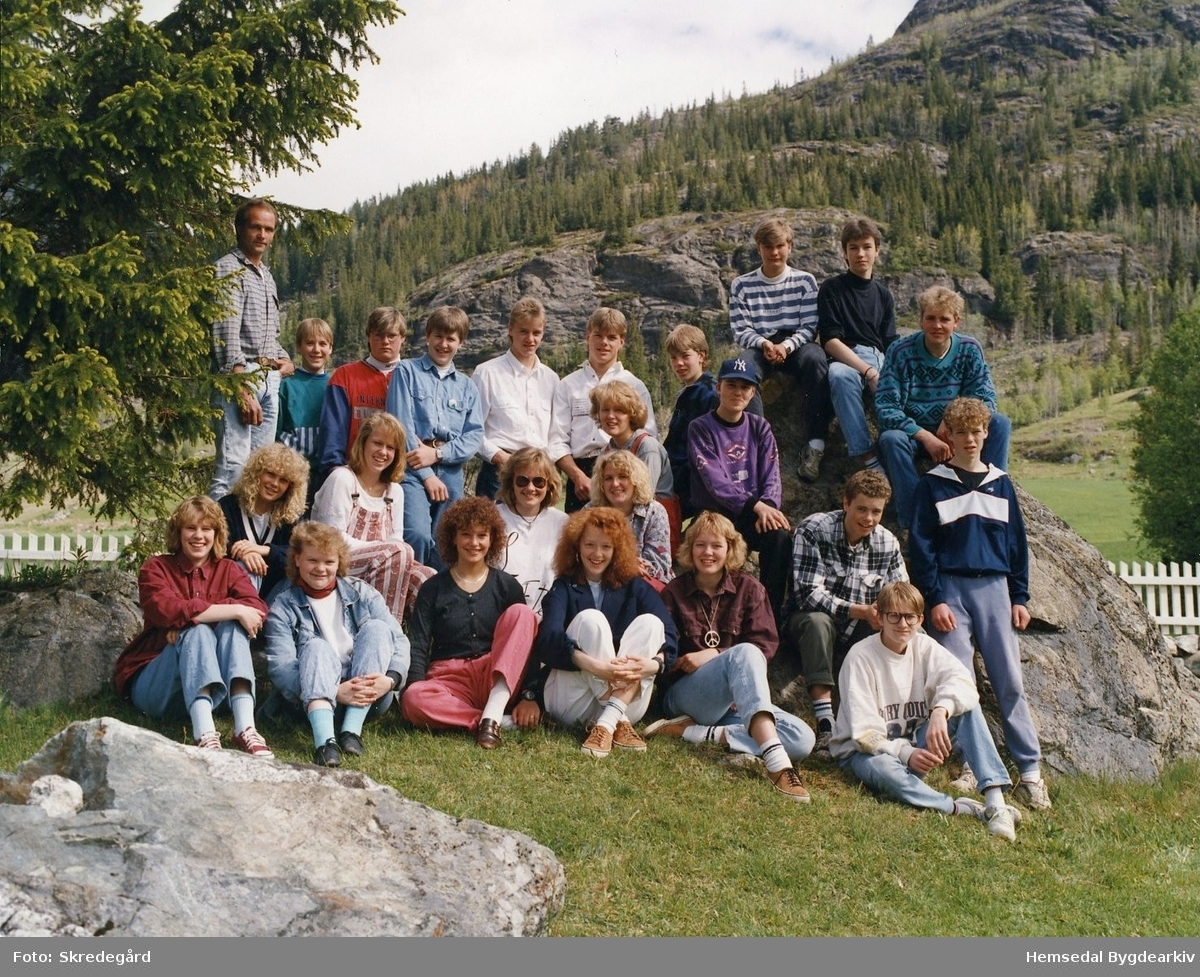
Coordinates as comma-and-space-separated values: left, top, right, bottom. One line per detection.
495, 446, 569, 618
113, 496, 273, 756
312, 411, 434, 622
533, 506, 677, 758
218, 442, 309, 599
652, 512, 814, 802
401, 496, 538, 750
264, 521, 411, 767
588, 450, 673, 589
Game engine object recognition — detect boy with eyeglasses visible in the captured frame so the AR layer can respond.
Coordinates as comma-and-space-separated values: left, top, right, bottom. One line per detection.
829, 581, 1023, 841
908, 396, 1050, 810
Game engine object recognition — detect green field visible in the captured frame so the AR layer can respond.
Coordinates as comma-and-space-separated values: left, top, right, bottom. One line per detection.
1016, 477, 1143, 565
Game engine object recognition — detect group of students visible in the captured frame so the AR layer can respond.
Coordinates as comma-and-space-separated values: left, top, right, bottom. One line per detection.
113, 214, 1051, 840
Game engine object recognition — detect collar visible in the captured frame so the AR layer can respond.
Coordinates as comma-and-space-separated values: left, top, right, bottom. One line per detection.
169, 552, 215, 577
365, 355, 400, 373
418, 352, 456, 377
502, 349, 540, 374
679, 570, 738, 598
228, 247, 268, 274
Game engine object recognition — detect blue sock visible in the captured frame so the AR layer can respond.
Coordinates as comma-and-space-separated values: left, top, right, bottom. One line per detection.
308, 706, 336, 749
341, 705, 369, 738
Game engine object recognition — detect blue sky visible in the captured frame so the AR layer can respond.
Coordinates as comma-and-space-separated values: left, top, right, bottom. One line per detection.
242, 0, 917, 212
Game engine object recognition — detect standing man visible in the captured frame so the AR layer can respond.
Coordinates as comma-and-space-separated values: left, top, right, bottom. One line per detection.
208, 198, 294, 499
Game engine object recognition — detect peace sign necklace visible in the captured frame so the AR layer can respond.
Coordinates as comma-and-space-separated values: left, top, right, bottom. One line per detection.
701, 593, 722, 649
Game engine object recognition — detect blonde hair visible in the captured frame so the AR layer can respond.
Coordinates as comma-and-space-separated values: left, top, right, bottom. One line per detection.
917, 285, 965, 321
876, 581, 925, 616
941, 396, 992, 432
166, 496, 227, 561
589, 380, 648, 429
426, 306, 470, 342
287, 521, 350, 581
347, 412, 407, 484
295, 317, 333, 347
675, 511, 748, 573
590, 450, 653, 506
753, 217, 793, 248
498, 447, 561, 510
508, 297, 546, 328
586, 307, 627, 337
231, 443, 309, 527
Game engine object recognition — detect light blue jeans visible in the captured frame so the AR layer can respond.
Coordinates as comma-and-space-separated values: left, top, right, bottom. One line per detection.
878, 412, 1012, 527
662, 643, 815, 761
839, 705, 1011, 812
129, 620, 255, 718
828, 345, 884, 458
401, 464, 466, 571
929, 574, 1043, 774
293, 619, 398, 712
209, 368, 280, 499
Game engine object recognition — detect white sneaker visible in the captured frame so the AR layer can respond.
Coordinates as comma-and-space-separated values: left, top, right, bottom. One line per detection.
1013, 777, 1052, 810
984, 804, 1020, 842
949, 765, 978, 794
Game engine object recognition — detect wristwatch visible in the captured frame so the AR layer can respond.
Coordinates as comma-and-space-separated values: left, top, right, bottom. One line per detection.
520, 689, 538, 702
435, 446, 443, 462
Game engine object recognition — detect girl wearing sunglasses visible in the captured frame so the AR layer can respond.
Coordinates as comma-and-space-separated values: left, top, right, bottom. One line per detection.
495, 447, 569, 621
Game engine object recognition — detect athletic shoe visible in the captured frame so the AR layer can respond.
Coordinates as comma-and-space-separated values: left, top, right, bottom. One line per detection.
765, 766, 812, 803
612, 720, 647, 752
813, 729, 833, 762
581, 724, 613, 759
949, 765, 978, 794
797, 444, 823, 482
194, 730, 222, 751
232, 726, 274, 758
644, 715, 695, 740
984, 804, 1019, 841
1012, 778, 1052, 810
724, 752, 764, 772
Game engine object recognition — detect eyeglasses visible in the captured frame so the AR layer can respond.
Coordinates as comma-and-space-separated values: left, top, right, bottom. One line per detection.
514, 475, 548, 489
883, 612, 920, 625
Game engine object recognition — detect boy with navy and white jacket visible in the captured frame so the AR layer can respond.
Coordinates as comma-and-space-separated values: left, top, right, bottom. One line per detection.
907, 396, 1051, 811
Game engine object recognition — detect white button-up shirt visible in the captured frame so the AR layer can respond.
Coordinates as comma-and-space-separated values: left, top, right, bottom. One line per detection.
469, 350, 560, 462
547, 360, 657, 462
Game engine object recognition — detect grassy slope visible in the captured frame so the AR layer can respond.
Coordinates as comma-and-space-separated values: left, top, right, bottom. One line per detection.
1008, 389, 1151, 565
2, 693, 1197, 937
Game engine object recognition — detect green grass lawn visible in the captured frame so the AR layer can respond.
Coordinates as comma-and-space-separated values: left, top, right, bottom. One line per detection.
3, 693, 1197, 937
1015, 476, 1144, 565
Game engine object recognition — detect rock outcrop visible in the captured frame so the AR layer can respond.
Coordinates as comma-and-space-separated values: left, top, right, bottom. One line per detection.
0, 718, 565, 937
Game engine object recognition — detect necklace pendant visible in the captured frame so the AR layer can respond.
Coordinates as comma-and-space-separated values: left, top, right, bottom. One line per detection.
703, 630, 721, 649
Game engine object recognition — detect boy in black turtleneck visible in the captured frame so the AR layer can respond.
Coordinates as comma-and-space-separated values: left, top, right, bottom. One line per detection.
818, 217, 897, 472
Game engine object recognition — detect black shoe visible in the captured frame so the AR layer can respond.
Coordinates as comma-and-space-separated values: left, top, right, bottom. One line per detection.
313, 738, 342, 767
338, 730, 364, 756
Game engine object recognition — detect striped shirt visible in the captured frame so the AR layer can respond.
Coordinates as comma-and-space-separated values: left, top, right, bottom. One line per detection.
729, 265, 819, 352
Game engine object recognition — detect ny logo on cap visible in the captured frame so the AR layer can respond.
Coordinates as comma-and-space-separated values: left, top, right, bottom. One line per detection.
734, 358, 747, 371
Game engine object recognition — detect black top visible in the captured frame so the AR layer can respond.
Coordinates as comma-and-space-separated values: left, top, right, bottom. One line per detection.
217, 493, 294, 598
817, 272, 897, 352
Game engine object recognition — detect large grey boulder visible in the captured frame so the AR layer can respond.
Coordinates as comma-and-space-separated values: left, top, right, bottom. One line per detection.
0, 568, 140, 709
0, 718, 565, 937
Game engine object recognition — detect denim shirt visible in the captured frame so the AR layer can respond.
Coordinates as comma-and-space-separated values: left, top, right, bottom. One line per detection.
385, 354, 483, 483
264, 576, 410, 703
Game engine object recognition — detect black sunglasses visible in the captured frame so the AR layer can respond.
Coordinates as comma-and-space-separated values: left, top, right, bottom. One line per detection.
515, 475, 548, 489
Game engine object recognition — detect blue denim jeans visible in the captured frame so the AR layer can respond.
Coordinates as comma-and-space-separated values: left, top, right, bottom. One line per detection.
878, 412, 1012, 527
828, 346, 884, 458
129, 620, 255, 718
662, 643, 815, 762
209, 368, 280, 499
839, 705, 1012, 812
401, 463, 466, 570
294, 618, 397, 711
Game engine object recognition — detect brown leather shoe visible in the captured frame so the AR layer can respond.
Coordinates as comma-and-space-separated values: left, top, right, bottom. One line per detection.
476, 717, 502, 749
612, 720, 647, 752
581, 724, 613, 758
766, 766, 812, 803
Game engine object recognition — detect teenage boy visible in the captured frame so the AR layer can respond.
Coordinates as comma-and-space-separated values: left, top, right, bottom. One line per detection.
875, 286, 1010, 528
818, 217, 897, 471
687, 357, 791, 626
729, 217, 830, 483
385, 307, 483, 570
317, 307, 407, 483
829, 581, 1023, 841
663, 323, 718, 519
470, 297, 560, 499
784, 469, 908, 757
908, 397, 1051, 810
548, 307, 656, 513
277, 317, 333, 503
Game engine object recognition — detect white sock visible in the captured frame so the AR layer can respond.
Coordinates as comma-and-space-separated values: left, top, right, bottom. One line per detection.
481, 678, 511, 724
682, 724, 726, 746
230, 692, 255, 734
759, 737, 790, 774
983, 786, 1005, 810
1019, 767, 1043, 784
595, 698, 627, 732
808, 439, 825, 452
188, 695, 215, 740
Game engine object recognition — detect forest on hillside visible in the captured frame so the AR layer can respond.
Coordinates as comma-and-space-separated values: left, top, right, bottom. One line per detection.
273, 1, 1198, 407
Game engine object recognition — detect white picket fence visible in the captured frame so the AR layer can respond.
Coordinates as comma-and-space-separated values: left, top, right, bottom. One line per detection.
1109, 561, 1200, 635
0, 533, 133, 575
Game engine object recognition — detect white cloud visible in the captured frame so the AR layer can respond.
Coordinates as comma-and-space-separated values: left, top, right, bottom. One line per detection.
238, 0, 918, 211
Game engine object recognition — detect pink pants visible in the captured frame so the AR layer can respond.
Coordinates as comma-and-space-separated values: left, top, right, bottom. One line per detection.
401, 603, 537, 732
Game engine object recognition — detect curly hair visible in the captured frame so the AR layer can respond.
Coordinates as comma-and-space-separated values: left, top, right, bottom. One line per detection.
589, 380, 648, 430
590, 450, 654, 507
553, 507, 641, 588
940, 396, 992, 433
675, 510, 748, 573
842, 469, 893, 505
166, 496, 228, 561
917, 285, 965, 321
347, 412, 407, 484
436, 496, 509, 568
231, 443, 309, 527
286, 521, 350, 582
498, 447, 561, 511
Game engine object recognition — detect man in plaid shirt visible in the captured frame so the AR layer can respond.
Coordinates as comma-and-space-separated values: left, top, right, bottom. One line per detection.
208, 198, 294, 499
783, 469, 908, 756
